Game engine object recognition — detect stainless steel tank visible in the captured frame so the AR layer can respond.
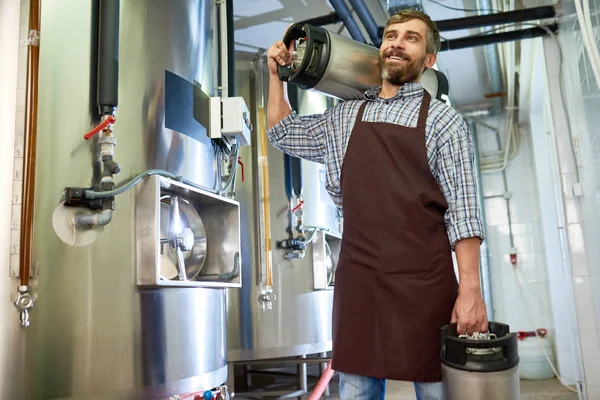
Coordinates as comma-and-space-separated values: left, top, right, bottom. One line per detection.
2, 0, 243, 398
441, 322, 520, 400
226, 57, 341, 364
277, 23, 450, 103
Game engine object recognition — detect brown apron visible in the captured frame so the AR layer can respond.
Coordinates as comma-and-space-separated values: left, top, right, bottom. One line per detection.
331, 91, 459, 382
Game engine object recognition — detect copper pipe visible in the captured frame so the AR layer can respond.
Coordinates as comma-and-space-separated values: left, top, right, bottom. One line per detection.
19, 0, 41, 287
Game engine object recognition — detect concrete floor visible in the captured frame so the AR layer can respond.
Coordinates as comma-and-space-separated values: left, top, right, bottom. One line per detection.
325, 377, 579, 400
232, 365, 579, 399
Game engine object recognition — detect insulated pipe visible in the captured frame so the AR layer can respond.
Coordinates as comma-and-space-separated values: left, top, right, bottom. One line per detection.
291, 157, 303, 197
435, 6, 556, 32
284, 155, 294, 200
97, 0, 120, 115
285, 84, 303, 197
328, 0, 367, 43
348, 0, 382, 46
439, 25, 556, 52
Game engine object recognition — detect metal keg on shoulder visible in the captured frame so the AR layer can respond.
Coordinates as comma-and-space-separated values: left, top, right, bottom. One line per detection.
441, 322, 520, 400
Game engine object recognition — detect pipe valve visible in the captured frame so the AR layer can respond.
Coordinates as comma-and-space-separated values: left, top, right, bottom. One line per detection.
14, 285, 35, 328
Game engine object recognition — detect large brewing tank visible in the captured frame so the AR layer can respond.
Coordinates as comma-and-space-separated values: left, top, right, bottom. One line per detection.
226, 58, 340, 363
278, 23, 450, 102
1, 0, 244, 398
441, 322, 520, 400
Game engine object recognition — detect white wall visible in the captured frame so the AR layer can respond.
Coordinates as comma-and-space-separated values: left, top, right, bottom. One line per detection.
473, 116, 555, 337
526, 37, 581, 387
537, 3, 600, 394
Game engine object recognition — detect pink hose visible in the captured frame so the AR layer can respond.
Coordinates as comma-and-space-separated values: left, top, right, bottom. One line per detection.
308, 360, 335, 400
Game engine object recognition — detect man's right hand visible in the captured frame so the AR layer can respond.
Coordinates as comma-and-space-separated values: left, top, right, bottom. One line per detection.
267, 41, 294, 76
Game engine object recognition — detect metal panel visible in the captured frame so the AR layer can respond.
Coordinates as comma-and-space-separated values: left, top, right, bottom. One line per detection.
4, 0, 232, 398
226, 59, 338, 362
0, 1, 27, 398
135, 175, 241, 288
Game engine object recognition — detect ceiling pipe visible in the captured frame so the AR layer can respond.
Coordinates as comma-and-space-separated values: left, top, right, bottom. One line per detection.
348, 0, 382, 46
327, 0, 367, 42
435, 6, 556, 32
439, 25, 557, 51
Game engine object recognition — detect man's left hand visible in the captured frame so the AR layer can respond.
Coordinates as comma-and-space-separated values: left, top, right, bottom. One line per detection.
451, 288, 488, 335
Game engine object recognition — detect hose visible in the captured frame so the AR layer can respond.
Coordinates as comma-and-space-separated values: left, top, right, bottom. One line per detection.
308, 360, 335, 400
514, 267, 579, 393
82, 169, 219, 199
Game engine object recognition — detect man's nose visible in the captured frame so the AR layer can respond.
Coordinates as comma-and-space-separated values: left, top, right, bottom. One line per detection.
390, 38, 406, 49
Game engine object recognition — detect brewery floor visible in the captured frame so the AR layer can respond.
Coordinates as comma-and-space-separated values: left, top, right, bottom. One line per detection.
231, 364, 579, 399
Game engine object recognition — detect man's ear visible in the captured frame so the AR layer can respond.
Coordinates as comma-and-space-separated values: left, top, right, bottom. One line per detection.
425, 53, 437, 68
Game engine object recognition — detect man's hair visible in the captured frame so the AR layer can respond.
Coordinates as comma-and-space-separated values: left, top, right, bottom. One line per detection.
383, 10, 441, 54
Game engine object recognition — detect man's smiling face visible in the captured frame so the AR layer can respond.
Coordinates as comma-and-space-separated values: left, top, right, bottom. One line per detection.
378, 18, 436, 86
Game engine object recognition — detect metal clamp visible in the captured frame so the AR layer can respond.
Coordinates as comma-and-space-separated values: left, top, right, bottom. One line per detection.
14, 285, 35, 328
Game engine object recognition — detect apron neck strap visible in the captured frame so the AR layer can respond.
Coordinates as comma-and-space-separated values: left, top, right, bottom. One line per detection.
356, 101, 368, 122
417, 91, 431, 129
357, 90, 431, 127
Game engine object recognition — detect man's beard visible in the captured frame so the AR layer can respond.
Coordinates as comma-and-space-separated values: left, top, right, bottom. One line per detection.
379, 50, 426, 86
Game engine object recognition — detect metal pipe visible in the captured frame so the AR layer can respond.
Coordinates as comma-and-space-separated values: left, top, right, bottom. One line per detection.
328, 0, 367, 42
74, 209, 113, 228
226, 0, 235, 97
297, 355, 308, 395
477, 0, 504, 115
439, 25, 556, 52
19, 0, 41, 288
435, 6, 556, 32
236, 357, 331, 366
97, 0, 120, 115
467, 121, 494, 321
218, 0, 228, 97
348, 0, 382, 46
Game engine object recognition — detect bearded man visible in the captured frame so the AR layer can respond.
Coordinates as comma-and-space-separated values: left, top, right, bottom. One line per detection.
265, 9, 488, 400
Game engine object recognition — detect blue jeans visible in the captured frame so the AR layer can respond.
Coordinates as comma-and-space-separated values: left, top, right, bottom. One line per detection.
338, 372, 444, 400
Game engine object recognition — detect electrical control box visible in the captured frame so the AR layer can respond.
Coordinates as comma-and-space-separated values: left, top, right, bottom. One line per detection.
208, 96, 252, 147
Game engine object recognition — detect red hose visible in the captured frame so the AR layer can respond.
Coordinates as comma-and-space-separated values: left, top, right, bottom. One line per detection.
308, 360, 335, 400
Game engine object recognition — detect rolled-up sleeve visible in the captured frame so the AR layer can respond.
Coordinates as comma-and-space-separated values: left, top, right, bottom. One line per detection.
267, 110, 330, 164
436, 117, 486, 249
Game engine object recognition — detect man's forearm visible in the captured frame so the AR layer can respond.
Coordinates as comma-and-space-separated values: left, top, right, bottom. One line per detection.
267, 75, 292, 130
454, 237, 482, 293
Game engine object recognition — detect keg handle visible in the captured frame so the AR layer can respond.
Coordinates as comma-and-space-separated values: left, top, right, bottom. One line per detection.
278, 23, 307, 82
441, 322, 519, 368
277, 23, 328, 84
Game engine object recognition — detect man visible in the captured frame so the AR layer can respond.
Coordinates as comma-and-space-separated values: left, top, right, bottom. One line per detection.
266, 9, 488, 400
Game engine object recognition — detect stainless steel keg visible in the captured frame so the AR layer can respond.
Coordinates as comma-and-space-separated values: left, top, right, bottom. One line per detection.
441, 322, 520, 400
277, 23, 450, 102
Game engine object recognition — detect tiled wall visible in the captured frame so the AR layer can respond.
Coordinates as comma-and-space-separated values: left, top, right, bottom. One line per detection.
472, 116, 555, 342
537, 0, 600, 395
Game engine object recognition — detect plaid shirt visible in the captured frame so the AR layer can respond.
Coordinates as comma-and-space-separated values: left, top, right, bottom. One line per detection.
267, 82, 485, 248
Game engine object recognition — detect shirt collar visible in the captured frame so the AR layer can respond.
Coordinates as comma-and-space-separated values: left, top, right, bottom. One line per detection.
364, 82, 424, 102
